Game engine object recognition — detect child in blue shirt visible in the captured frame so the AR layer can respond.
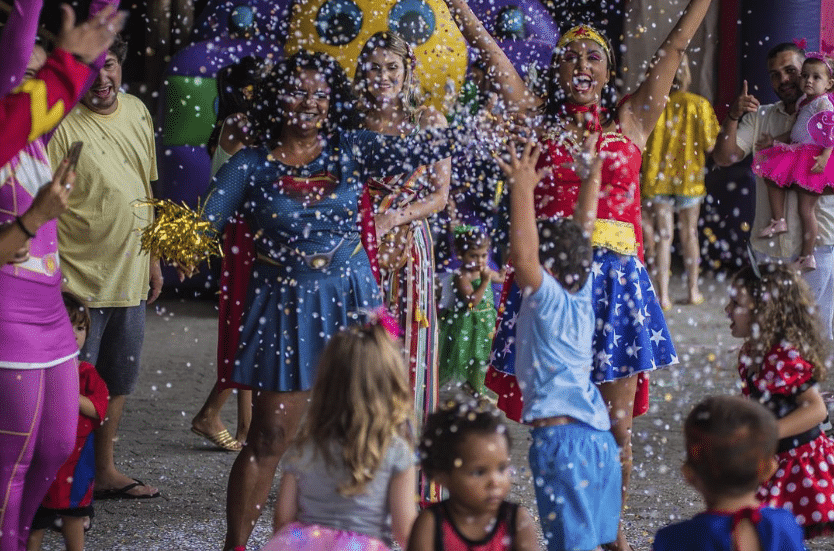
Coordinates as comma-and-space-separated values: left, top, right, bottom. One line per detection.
497, 137, 621, 551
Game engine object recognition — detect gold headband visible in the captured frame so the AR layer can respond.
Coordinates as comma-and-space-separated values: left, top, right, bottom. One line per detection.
556, 25, 611, 60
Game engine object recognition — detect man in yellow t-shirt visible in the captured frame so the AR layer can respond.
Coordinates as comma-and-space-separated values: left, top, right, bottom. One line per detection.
48, 35, 163, 500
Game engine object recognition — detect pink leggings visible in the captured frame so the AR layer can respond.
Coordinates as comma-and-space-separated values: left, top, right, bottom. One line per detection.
0, 359, 78, 551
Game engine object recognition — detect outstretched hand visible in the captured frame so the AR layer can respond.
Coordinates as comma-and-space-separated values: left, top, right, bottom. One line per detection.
728, 80, 760, 121
56, 3, 128, 65
496, 139, 550, 192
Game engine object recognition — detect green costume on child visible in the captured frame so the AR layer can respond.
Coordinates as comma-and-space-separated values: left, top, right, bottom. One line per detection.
439, 278, 497, 396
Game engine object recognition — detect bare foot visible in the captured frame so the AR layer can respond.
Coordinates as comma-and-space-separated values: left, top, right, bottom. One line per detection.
659, 298, 672, 311
688, 291, 704, 305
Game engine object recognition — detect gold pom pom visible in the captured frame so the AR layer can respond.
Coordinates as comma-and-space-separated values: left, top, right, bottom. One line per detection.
136, 197, 222, 268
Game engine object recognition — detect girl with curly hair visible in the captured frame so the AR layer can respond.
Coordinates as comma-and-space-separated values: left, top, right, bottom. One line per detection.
727, 263, 834, 538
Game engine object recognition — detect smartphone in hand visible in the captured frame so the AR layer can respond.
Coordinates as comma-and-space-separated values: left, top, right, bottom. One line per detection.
66, 141, 83, 172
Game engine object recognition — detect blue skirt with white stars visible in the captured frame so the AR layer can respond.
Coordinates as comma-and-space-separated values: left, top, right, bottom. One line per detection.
490, 248, 677, 387
588, 248, 677, 381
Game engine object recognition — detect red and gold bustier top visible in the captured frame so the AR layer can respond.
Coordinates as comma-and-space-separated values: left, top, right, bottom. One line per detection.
535, 122, 645, 261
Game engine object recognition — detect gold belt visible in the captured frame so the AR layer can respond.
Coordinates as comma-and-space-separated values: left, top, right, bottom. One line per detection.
590, 218, 637, 256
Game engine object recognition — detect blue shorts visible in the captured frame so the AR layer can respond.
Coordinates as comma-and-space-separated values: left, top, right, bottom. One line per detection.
81, 303, 145, 395
529, 423, 621, 551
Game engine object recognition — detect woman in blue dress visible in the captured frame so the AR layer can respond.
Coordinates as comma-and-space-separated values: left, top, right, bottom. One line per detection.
195, 51, 452, 551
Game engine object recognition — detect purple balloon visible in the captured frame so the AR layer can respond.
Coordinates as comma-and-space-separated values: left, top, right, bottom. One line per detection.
468, 0, 558, 81
192, 0, 292, 43
470, 0, 558, 44
165, 36, 279, 77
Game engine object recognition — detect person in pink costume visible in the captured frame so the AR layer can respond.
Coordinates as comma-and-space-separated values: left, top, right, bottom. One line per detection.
754, 50, 834, 271
0, 2, 123, 549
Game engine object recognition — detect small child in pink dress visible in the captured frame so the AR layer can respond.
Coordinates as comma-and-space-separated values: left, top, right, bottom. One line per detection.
754, 51, 834, 270
27, 293, 109, 551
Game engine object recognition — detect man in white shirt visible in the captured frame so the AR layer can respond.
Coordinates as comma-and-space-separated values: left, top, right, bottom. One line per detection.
713, 42, 834, 340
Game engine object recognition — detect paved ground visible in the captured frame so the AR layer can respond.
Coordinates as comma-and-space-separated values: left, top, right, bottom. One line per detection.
36, 272, 834, 550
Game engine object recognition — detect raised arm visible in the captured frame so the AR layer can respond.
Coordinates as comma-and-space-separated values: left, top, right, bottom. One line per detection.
713, 81, 761, 166
441, 0, 539, 112
621, 0, 713, 148
499, 141, 549, 292
86, 0, 123, 75
0, 0, 44, 97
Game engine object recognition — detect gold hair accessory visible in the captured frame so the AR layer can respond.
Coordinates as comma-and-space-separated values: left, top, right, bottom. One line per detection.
556, 25, 610, 59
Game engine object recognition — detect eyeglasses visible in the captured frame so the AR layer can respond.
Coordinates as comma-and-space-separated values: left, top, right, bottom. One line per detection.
284, 89, 330, 102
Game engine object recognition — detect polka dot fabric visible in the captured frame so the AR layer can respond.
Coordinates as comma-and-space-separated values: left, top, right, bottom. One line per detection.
740, 345, 834, 538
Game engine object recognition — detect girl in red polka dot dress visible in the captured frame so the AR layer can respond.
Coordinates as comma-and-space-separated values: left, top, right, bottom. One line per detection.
727, 263, 834, 538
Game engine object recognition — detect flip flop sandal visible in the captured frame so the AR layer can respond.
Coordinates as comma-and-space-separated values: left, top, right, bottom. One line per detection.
94, 479, 160, 500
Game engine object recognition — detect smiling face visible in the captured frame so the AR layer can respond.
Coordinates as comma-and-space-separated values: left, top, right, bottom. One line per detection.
437, 431, 512, 516
361, 47, 407, 103
725, 283, 755, 339
555, 39, 610, 105
801, 59, 834, 99
767, 50, 803, 107
280, 68, 331, 133
82, 51, 122, 115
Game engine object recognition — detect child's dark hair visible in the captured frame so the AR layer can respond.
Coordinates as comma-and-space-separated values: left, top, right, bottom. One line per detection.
62, 292, 90, 333
538, 217, 592, 292
419, 398, 511, 478
684, 395, 778, 497
732, 263, 829, 380
453, 224, 490, 255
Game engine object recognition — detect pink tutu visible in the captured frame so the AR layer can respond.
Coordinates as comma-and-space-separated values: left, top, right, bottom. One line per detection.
753, 142, 834, 193
261, 522, 391, 551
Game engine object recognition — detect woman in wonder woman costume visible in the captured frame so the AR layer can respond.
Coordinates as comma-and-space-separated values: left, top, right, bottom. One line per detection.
441, 0, 713, 548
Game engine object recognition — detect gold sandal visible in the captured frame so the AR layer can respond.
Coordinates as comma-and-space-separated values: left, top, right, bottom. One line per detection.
191, 427, 242, 451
